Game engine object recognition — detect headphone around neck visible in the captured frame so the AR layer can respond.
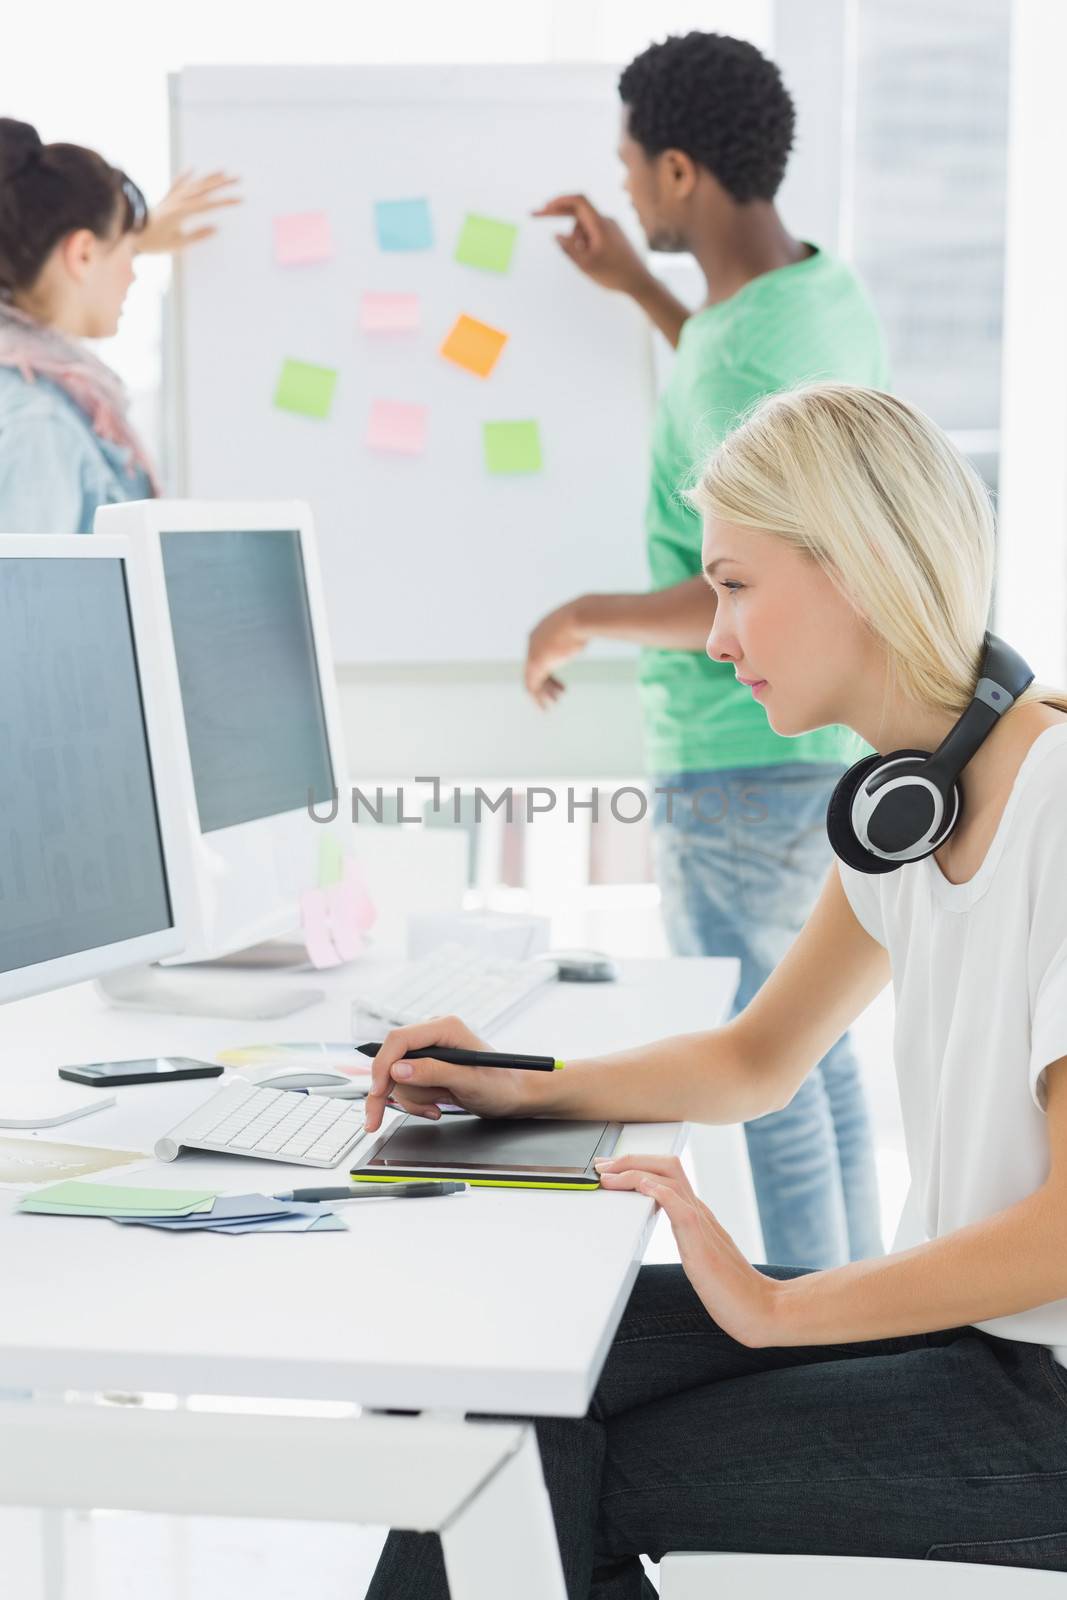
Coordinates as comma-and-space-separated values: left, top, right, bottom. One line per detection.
826, 632, 1035, 875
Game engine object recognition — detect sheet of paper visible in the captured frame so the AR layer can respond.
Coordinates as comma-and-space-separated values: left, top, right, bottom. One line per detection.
367, 399, 428, 456
483, 420, 543, 475
374, 198, 433, 252
360, 291, 421, 333
0, 1138, 142, 1188
215, 1043, 371, 1079
300, 886, 341, 968
273, 211, 333, 266
273, 359, 337, 420
317, 832, 345, 888
439, 314, 509, 379
454, 213, 518, 274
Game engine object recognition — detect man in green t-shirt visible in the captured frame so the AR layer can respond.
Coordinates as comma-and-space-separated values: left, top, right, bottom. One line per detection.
526, 32, 886, 1269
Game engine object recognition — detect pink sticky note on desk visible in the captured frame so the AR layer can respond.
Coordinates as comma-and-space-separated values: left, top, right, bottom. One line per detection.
274, 211, 334, 266
367, 399, 427, 456
360, 292, 420, 334
299, 886, 341, 969
326, 858, 377, 962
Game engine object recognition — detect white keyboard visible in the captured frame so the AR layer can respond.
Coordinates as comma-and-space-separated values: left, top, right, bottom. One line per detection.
351, 942, 556, 1034
155, 1080, 366, 1167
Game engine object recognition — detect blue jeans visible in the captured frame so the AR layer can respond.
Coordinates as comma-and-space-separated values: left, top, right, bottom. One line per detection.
652, 764, 882, 1268
366, 1265, 1067, 1598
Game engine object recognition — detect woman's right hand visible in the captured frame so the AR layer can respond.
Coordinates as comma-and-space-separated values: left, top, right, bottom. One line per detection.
136, 170, 242, 254
362, 1014, 535, 1132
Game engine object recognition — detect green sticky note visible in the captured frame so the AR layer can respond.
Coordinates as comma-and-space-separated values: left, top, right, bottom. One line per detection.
20, 1181, 216, 1216
317, 833, 345, 888
274, 359, 337, 420
455, 213, 518, 274
483, 420, 542, 475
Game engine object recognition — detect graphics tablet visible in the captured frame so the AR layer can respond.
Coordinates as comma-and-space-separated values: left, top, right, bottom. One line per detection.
350, 1115, 621, 1190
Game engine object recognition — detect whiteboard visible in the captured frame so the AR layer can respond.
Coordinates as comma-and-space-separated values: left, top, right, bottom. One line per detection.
170, 66, 655, 665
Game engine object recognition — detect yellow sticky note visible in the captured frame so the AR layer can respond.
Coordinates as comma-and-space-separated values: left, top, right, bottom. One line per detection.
439, 314, 509, 379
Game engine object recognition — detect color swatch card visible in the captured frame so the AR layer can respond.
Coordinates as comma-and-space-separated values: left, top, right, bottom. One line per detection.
375, 198, 433, 252
367, 399, 428, 456
455, 213, 518, 274
20, 1182, 217, 1217
360, 291, 421, 333
274, 359, 337, 420
440, 314, 509, 379
273, 211, 333, 266
484, 420, 542, 475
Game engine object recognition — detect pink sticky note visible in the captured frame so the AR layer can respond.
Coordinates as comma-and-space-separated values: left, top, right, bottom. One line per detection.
273, 211, 334, 267
330, 878, 374, 962
299, 886, 341, 969
360, 292, 421, 334
326, 858, 377, 961
367, 399, 427, 456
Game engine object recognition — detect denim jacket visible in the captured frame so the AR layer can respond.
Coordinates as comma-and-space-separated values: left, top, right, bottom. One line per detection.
0, 365, 154, 535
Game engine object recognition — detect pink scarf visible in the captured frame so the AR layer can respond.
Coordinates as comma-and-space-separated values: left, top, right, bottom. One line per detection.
0, 301, 160, 493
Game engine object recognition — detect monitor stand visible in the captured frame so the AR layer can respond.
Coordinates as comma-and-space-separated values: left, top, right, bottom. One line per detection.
178, 938, 313, 972
95, 964, 324, 1021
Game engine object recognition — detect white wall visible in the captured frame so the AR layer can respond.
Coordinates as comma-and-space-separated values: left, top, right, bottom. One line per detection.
996, 0, 1067, 686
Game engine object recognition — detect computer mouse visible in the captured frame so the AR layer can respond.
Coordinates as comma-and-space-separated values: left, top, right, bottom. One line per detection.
242, 1065, 366, 1094
539, 949, 618, 983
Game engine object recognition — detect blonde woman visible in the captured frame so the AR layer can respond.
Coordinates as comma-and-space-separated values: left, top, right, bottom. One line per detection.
364, 384, 1067, 1594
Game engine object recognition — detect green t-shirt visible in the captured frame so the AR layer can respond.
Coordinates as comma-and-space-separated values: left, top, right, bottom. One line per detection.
640, 247, 888, 774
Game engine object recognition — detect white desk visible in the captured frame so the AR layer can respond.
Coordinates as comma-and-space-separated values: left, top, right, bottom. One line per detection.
0, 956, 740, 1599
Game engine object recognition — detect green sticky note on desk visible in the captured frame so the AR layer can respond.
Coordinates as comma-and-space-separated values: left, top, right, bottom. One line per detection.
483, 420, 542, 475
274, 359, 337, 420
455, 213, 518, 274
19, 1181, 216, 1217
317, 832, 345, 887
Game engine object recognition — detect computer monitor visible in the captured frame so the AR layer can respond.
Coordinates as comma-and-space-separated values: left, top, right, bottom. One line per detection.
0, 536, 195, 1006
94, 502, 352, 979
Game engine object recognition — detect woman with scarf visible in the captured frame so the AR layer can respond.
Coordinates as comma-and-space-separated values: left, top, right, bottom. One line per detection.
0, 116, 236, 532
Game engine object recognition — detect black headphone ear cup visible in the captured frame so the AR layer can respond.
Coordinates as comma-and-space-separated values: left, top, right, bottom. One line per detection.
825, 754, 902, 875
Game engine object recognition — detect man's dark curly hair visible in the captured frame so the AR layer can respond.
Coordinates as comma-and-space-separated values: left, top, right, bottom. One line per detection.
618, 32, 795, 203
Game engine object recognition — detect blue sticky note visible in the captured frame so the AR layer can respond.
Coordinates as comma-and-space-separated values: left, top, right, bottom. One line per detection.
375, 198, 433, 252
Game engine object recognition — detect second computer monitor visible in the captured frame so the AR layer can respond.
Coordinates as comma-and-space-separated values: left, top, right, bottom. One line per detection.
95, 501, 350, 964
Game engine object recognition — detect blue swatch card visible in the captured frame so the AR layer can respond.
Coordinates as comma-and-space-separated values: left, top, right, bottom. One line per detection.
375, 198, 433, 252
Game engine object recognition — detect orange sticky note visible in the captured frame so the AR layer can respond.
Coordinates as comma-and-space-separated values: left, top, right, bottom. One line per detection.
439, 314, 509, 379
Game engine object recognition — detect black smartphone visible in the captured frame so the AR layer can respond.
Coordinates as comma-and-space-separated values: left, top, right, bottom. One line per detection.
58, 1058, 224, 1088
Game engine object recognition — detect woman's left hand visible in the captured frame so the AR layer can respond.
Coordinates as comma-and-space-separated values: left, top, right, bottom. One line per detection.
596, 1153, 782, 1348
137, 170, 242, 254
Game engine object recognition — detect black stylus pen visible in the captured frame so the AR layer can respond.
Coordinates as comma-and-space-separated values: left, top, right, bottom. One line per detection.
273, 1181, 467, 1202
357, 1043, 564, 1072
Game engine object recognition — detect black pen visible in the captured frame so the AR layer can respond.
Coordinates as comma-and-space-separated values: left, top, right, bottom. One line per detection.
273, 1181, 467, 1202
357, 1043, 564, 1072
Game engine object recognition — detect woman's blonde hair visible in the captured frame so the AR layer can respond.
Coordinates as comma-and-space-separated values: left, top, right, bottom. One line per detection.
687, 383, 1067, 721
